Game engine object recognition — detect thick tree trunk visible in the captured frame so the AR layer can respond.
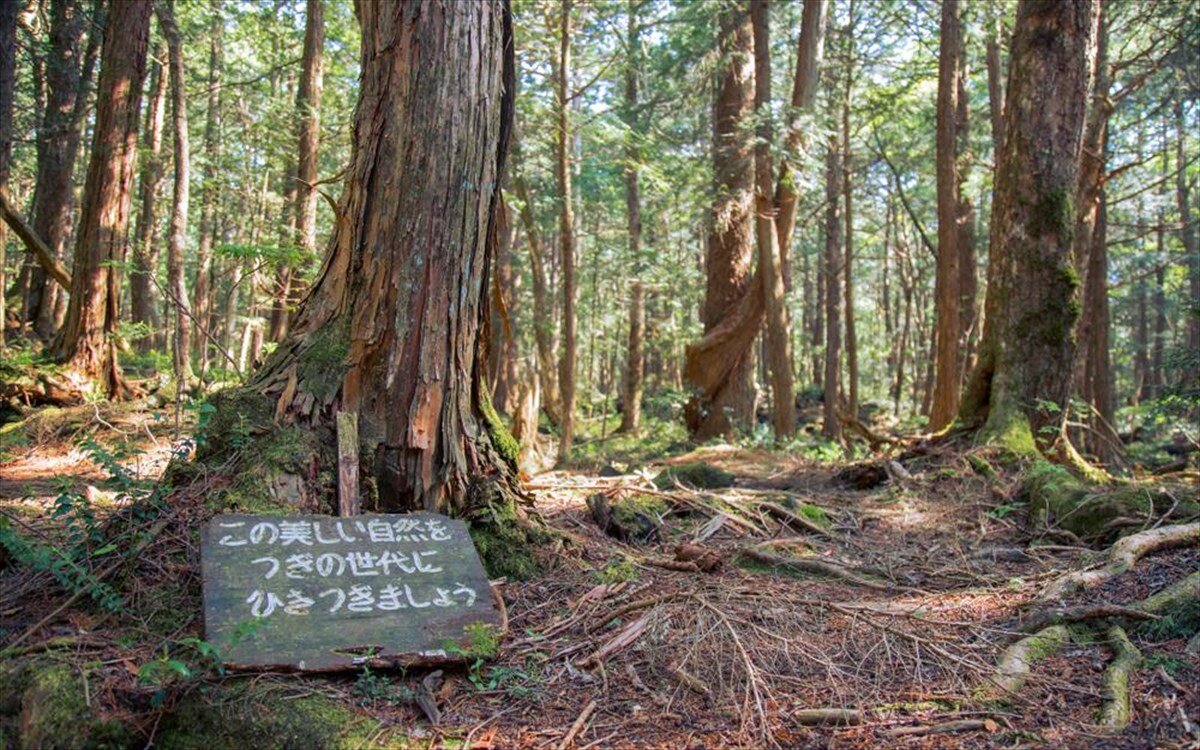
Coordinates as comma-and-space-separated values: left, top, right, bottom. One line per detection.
193, 1, 222, 373
51, 0, 152, 398
684, 6, 756, 441
131, 46, 166, 353
555, 0, 578, 464
1178, 97, 1199, 396
488, 192, 517, 413
840, 24, 857, 422
959, 0, 1099, 451
822, 137, 842, 441
618, 0, 645, 435
750, 0, 796, 439
158, 1, 195, 387
240, 0, 517, 514
26, 0, 93, 342
985, 17, 1006, 162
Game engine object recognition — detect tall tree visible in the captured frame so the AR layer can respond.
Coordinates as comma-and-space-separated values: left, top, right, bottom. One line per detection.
25, 0, 95, 341
959, 0, 1099, 449
1178, 95, 1199, 396
0, 0, 16, 348
193, 0, 222, 372
158, 0, 195, 386
130, 45, 167, 353
234, 0, 518, 512
822, 136, 842, 441
684, 5, 756, 441
930, 0, 970, 429
51, 0, 153, 397
555, 0, 578, 463
750, 0, 795, 439
618, 0, 645, 435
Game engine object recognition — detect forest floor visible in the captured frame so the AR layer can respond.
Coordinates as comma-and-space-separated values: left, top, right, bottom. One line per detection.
1, 403, 1198, 749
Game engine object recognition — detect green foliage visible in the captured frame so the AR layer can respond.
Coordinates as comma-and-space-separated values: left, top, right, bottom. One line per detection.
351, 667, 412, 707
654, 461, 734, 490
595, 557, 639, 583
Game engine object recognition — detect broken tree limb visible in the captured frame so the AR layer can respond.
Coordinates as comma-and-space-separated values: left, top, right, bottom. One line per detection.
885, 719, 995, 738
757, 501, 831, 538
1039, 522, 1200, 602
740, 546, 914, 593
0, 189, 71, 289
1099, 626, 1140, 729
791, 708, 866, 726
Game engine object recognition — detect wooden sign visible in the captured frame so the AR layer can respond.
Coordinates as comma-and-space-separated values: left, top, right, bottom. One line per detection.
201, 512, 501, 671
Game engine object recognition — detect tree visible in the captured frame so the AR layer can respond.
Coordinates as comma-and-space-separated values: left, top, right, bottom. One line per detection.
130, 45, 167, 353
158, 0, 195, 386
555, 0, 578, 463
193, 1, 222, 372
222, 0, 518, 513
51, 0, 153, 397
684, 5, 756, 441
750, 0, 795, 439
618, 0, 645, 435
960, 0, 1099, 450
0, 0, 16, 348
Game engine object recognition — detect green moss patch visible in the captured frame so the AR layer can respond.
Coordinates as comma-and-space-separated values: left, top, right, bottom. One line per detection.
10, 662, 134, 750
654, 462, 734, 490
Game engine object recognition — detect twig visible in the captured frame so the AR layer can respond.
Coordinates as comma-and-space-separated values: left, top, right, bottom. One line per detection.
556, 699, 597, 750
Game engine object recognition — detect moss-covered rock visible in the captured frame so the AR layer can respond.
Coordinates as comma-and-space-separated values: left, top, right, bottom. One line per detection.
154, 682, 374, 750
14, 662, 134, 750
654, 462, 734, 491
466, 484, 545, 581
586, 493, 665, 543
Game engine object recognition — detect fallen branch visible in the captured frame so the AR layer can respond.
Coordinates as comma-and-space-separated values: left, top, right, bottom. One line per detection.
792, 708, 866, 726
885, 719, 994, 738
578, 615, 649, 668
757, 501, 831, 539
740, 546, 911, 593
0, 189, 71, 289
1017, 603, 1159, 634
1099, 626, 1140, 729
1039, 521, 1200, 601
556, 699, 597, 750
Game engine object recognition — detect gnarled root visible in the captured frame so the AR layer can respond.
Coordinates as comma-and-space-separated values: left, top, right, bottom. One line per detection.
985, 624, 1072, 699
1039, 522, 1200, 602
1099, 625, 1141, 729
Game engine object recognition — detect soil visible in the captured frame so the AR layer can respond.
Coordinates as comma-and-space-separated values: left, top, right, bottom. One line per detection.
1, 405, 1197, 749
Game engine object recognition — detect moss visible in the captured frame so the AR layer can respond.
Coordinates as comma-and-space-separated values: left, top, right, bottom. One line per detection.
779, 496, 831, 527
1030, 188, 1074, 246
296, 323, 350, 404
15, 663, 134, 749
981, 401, 1038, 457
467, 488, 543, 581
966, 454, 998, 480
1138, 572, 1200, 640
478, 388, 519, 470
654, 462, 734, 490
155, 682, 377, 750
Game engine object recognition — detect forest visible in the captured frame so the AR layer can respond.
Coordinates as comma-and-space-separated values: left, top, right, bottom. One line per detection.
0, 0, 1197, 747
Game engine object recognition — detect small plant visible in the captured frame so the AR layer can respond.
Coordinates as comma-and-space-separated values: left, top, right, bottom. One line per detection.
596, 557, 639, 584
351, 667, 412, 706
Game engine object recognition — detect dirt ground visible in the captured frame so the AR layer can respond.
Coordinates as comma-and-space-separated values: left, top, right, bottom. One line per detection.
1, 405, 1198, 749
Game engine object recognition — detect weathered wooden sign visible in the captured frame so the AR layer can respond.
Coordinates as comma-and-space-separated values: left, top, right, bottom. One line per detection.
201, 512, 501, 671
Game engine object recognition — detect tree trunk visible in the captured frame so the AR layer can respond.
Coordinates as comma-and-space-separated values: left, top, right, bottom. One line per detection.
930, 0, 965, 430
231, 0, 518, 514
555, 0, 578, 464
959, 0, 1099, 451
488, 191, 518, 414
158, 0, 195, 387
618, 0, 645, 435
131, 45, 166, 353
1178, 97, 1199, 396
684, 5, 756, 441
840, 9, 857, 421
26, 0, 94, 342
985, 16, 1006, 161
822, 137, 842, 441
193, 0, 222, 374
51, 0, 152, 398
510, 161, 561, 423
0, 0, 15, 349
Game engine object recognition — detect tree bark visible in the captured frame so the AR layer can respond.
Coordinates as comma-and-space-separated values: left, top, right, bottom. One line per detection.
488, 192, 518, 414
822, 136, 842, 441
193, 0, 222, 373
0, 0, 16, 348
158, 0, 195, 387
618, 0, 645, 435
959, 0, 1099, 451
1178, 96, 1199, 396
684, 5, 756, 441
51, 0, 152, 398
131, 45, 167, 353
26, 0, 94, 342
930, 0, 965, 430
240, 0, 517, 513
555, 0, 578, 463
840, 5, 858, 421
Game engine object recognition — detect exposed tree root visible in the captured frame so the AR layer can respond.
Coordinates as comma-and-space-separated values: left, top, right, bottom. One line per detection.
985, 624, 1072, 699
738, 546, 910, 592
1039, 522, 1200, 602
1099, 625, 1140, 729
1017, 603, 1159, 635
